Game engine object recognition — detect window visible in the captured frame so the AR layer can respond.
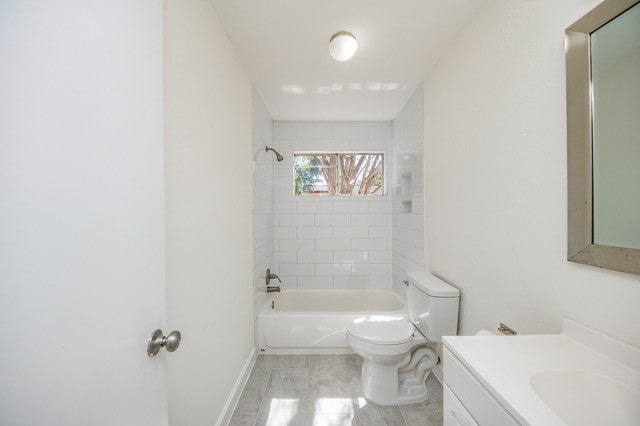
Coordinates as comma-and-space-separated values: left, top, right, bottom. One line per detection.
294, 152, 385, 196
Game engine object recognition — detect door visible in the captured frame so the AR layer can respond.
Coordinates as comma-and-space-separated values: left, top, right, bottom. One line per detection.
0, 1, 168, 424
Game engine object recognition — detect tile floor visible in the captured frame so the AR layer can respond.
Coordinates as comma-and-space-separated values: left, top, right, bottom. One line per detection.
229, 354, 443, 426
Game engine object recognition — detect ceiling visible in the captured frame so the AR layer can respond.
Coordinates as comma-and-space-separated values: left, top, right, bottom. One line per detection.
211, 0, 483, 121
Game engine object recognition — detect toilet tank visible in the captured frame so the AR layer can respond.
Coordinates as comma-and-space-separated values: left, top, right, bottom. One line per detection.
406, 271, 460, 342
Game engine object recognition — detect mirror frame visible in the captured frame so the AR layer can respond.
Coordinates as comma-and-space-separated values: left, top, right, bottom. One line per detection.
566, 0, 640, 275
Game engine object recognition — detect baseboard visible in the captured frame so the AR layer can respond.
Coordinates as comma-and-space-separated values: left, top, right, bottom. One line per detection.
215, 347, 257, 426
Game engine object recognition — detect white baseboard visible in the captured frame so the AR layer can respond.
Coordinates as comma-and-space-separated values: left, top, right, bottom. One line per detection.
215, 348, 257, 426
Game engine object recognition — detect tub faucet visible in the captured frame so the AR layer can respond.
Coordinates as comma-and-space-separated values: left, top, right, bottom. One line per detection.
265, 268, 281, 287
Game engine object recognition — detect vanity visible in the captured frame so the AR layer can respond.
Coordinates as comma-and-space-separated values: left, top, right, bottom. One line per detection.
442, 319, 640, 425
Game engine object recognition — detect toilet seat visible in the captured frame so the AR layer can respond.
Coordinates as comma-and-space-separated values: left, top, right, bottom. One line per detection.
348, 317, 414, 345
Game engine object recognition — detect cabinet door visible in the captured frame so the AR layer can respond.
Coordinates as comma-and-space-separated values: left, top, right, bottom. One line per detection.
443, 384, 478, 426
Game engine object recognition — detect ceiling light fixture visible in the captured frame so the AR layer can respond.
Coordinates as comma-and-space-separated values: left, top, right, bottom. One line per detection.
328, 31, 358, 62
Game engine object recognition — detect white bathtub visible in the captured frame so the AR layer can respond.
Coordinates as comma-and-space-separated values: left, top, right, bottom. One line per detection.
258, 289, 406, 354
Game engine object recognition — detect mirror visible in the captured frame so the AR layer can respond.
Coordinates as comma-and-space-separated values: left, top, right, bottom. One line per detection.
566, 0, 640, 274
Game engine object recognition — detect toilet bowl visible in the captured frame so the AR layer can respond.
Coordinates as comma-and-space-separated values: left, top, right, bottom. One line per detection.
346, 272, 459, 405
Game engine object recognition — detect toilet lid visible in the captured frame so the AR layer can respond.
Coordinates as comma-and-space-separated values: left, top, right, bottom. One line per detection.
348, 318, 414, 345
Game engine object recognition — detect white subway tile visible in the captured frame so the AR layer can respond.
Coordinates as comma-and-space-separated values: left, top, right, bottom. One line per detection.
368, 201, 392, 214
351, 264, 388, 276
279, 263, 316, 276
314, 213, 350, 226
297, 201, 333, 214
254, 242, 271, 264
316, 264, 351, 276
368, 251, 393, 264
279, 238, 315, 251
274, 201, 296, 213
332, 201, 368, 213
297, 126, 332, 139
368, 226, 392, 238
298, 276, 334, 289
351, 238, 388, 251
254, 197, 272, 214
276, 164, 293, 177
297, 251, 333, 264
274, 226, 297, 238
394, 239, 424, 265
254, 228, 273, 248
274, 251, 297, 263
253, 214, 272, 231
314, 121, 349, 127
393, 252, 424, 274
349, 121, 390, 127
349, 138, 388, 151
276, 189, 295, 201
278, 276, 298, 289
273, 176, 292, 190
369, 126, 393, 138
273, 126, 297, 139
368, 276, 393, 289
394, 227, 424, 248
277, 120, 314, 127
332, 126, 369, 139
394, 213, 423, 230
351, 213, 388, 226
411, 195, 424, 213
315, 239, 351, 251
334, 251, 368, 264
297, 226, 333, 238
278, 214, 314, 226
333, 226, 369, 238
334, 276, 369, 289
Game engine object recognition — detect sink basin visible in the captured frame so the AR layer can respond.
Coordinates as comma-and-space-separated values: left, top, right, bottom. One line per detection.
530, 370, 640, 426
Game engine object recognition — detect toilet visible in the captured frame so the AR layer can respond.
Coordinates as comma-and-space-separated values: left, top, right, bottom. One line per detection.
346, 271, 459, 405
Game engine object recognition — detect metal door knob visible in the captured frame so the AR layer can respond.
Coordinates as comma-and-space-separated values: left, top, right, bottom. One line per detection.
147, 329, 182, 357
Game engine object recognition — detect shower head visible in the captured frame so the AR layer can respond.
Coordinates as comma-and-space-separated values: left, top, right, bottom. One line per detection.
266, 146, 284, 162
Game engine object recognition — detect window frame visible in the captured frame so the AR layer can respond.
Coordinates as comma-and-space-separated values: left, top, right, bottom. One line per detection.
293, 150, 387, 197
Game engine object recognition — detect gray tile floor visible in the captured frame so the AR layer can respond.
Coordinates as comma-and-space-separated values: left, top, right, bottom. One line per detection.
229, 354, 443, 426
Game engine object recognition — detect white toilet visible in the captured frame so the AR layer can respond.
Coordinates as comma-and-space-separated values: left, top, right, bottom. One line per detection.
346, 271, 459, 405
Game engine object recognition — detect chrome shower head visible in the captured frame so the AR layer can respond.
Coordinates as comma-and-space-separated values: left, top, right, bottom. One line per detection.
266, 146, 284, 162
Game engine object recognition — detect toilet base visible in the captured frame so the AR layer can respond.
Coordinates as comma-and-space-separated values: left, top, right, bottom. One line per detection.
359, 346, 438, 405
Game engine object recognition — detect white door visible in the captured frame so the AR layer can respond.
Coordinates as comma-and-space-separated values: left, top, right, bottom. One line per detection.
0, 1, 168, 425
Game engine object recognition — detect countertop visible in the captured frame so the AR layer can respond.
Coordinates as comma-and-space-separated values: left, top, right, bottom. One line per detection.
442, 319, 640, 425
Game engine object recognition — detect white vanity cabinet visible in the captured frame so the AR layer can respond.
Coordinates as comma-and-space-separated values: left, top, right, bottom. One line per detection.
443, 347, 519, 426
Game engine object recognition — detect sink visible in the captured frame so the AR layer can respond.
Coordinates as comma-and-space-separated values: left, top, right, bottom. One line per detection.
530, 370, 640, 426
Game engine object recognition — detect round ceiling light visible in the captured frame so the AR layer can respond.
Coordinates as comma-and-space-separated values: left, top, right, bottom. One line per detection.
328, 31, 358, 62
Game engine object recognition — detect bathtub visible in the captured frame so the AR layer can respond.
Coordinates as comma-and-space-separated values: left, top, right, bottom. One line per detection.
258, 289, 406, 354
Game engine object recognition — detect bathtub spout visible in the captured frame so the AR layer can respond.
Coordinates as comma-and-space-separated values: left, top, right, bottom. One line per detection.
267, 286, 280, 293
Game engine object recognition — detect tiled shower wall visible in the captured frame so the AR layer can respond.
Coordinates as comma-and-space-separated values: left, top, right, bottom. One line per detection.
392, 87, 426, 295
272, 121, 394, 289
253, 90, 273, 324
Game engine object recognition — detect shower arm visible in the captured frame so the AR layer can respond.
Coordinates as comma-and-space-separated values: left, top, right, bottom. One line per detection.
265, 146, 284, 162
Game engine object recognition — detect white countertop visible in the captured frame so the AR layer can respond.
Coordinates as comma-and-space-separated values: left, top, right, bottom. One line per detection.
443, 319, 640, 425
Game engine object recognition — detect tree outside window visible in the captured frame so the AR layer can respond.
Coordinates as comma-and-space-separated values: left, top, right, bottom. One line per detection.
294, 152, 384, 196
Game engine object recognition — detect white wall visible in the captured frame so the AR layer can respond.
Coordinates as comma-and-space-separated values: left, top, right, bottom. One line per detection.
0, 1, 167, 424
392, 86, 426, 296
272, 122, 393, 289
164, 1, 254, 424
423, 0, 640, 345
253, 90, 274, 341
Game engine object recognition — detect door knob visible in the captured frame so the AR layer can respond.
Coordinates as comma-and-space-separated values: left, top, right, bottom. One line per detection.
147, 329, 182, 357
